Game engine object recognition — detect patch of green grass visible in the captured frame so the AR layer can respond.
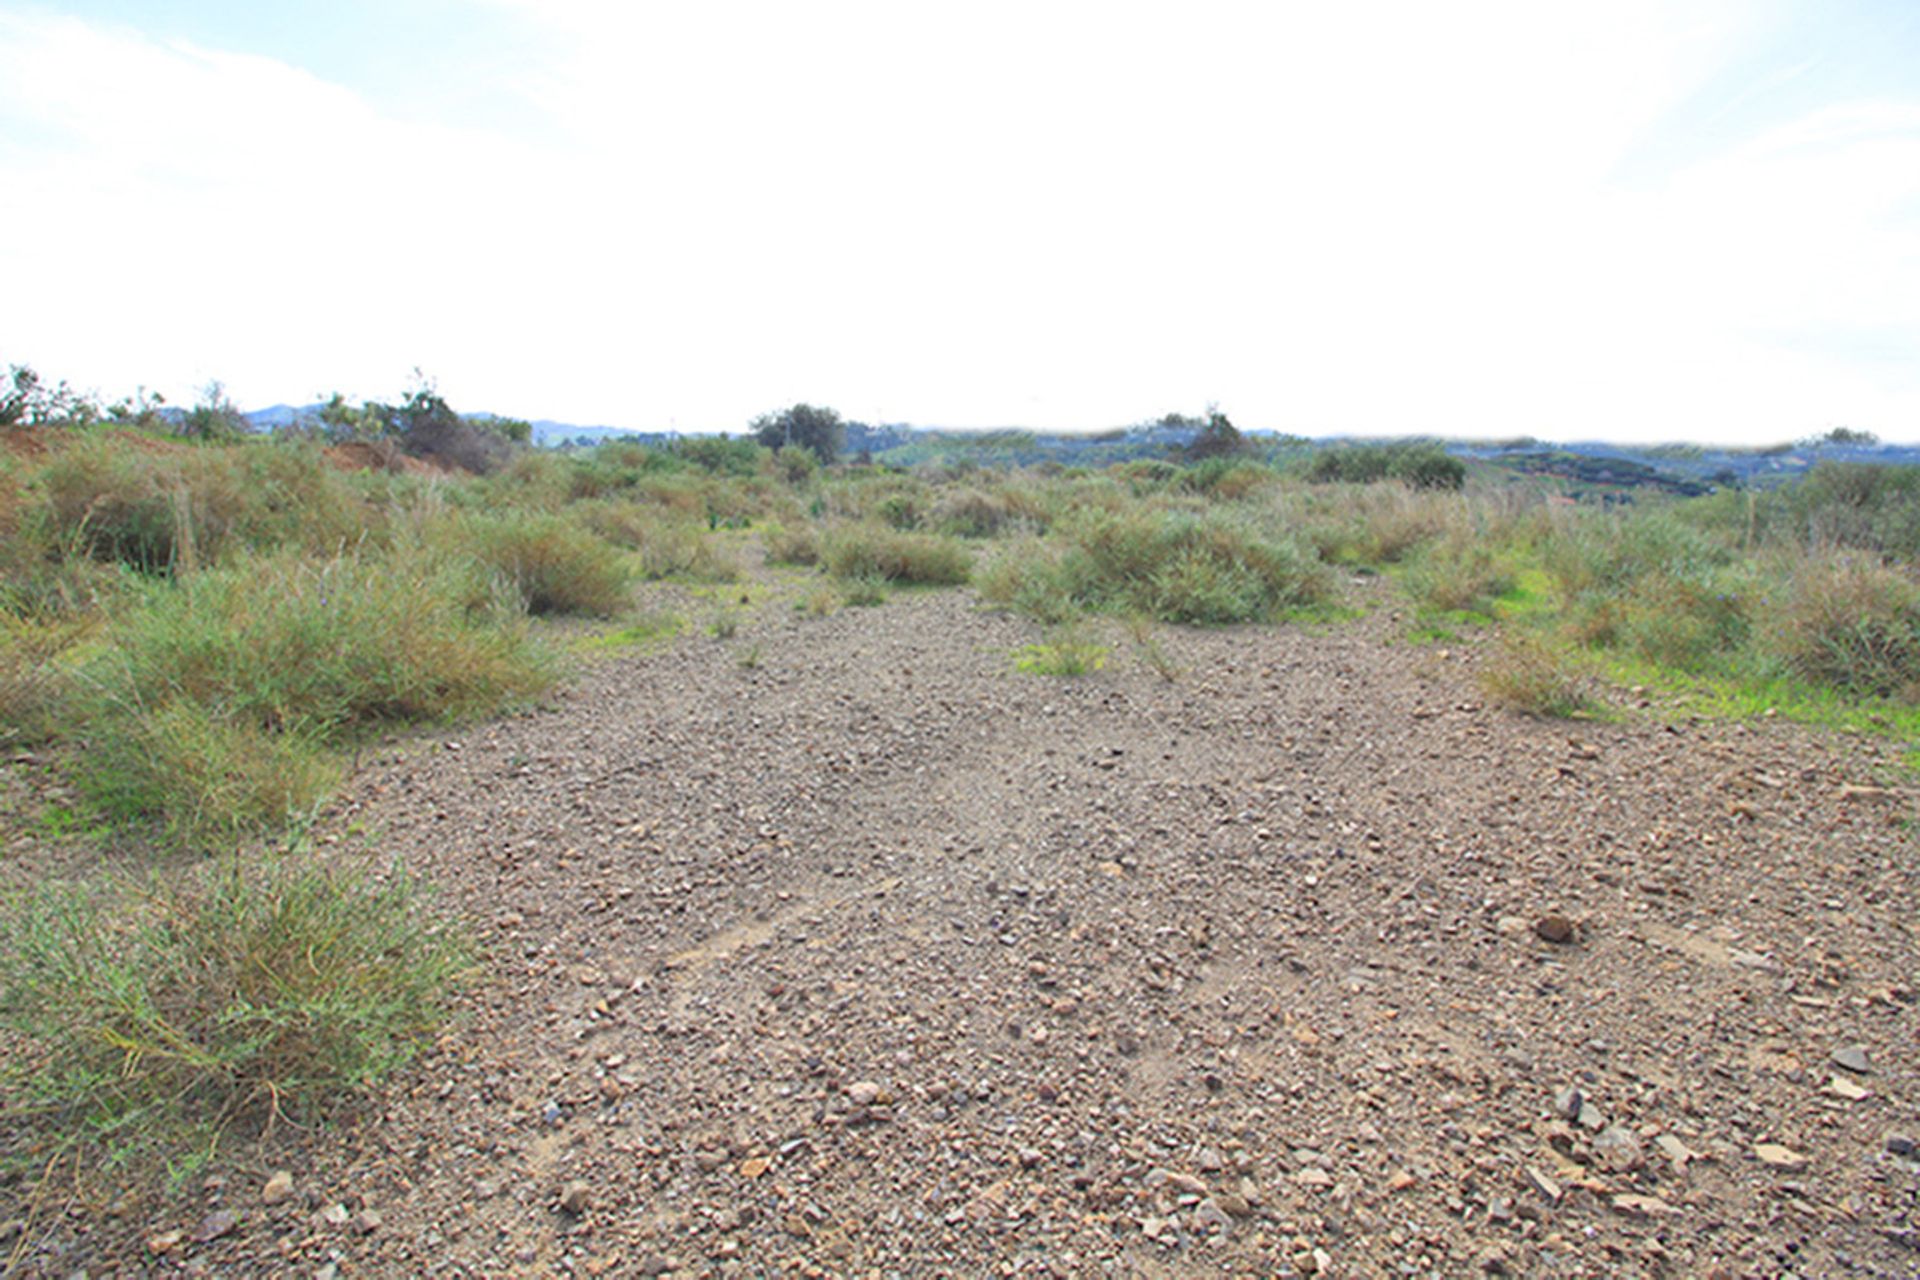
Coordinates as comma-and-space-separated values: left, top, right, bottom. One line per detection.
580, 610, 682, 653
1590, 650, 1920, 744
0, 853, 469, 1177
1014, 633, 1110, 676
840, 574, 889, 607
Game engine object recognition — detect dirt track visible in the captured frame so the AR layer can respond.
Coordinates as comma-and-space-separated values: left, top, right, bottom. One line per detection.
12, 558, 1919, 1277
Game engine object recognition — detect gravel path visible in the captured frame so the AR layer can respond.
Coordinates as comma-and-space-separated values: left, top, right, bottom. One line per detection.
10, 555, 1918, 1277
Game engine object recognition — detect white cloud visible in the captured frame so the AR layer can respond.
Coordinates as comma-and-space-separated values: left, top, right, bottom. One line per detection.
0, 2, 1915, 441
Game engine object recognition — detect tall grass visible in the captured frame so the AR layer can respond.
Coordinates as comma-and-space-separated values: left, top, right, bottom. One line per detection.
0, 856, 468, 1152
982, 507, 1331, 625
65, 547, 555, 844
821, 523, 972, 585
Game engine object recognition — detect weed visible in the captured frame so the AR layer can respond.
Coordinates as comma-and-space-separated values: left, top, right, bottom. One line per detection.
0, 854, 468, 1168
1014, 627, 1110, 676
841, 574, 889, 607
1479, 637, 1594, 718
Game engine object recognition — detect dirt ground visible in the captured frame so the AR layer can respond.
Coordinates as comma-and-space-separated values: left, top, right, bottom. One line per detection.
5, 555, 1917, 1278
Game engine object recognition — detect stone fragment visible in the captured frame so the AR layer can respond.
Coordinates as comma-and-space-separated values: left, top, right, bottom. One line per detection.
1593, 1125, 1645, 1173
193, 1210, 238, 1243
261, 1171, 295, 1206
1754, 1143, 1808, 1171
1535, 915, 1576, 944
560, 1181, 592, 1215
1830, 1044, 1872, 1075
1524, 1166, 1563, 1203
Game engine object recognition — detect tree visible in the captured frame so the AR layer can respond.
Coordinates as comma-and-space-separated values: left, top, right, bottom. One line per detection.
1, 363, 95, 427
1183, 409, 1246, 462
181, 380, 248, 441
751, 403, 844, 465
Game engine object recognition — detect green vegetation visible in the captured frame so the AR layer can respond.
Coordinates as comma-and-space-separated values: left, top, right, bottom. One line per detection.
1, 856, 467, 1169
1014, 626, 1110, 676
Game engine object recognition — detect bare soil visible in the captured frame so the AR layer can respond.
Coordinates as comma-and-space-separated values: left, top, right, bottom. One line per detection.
6, 555, 1917, 1278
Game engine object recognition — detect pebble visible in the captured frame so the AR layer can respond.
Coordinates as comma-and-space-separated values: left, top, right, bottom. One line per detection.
147, 1229, 185, 1254
193, 1210, 238, 1243
1551, 1086, 1582, 1120
1534, 915, 1576, 945
352, 1208, 383, 1236
846, 1080, 884, 1107
1886, 1132, 1916, 1157
1754, 1143, 1808, 1171
1829, 1044, 1872, 1075
261, 1170, 295, 1206
1593, 1125, 1645, 1173
560, 1181, 593, 1215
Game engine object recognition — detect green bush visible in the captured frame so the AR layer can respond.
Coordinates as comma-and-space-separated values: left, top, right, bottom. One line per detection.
576, 502, 739, 581
96, 548, 554, 743
821, 523, 972, 585
1065, 508, 1331, 624
0, 856, 467, 1152
1766, 557, 1920, 700
36, 438, 370, 574
456, 512, 632, 616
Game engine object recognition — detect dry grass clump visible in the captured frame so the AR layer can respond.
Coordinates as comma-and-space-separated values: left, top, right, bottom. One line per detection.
1478, 637, 1594, 718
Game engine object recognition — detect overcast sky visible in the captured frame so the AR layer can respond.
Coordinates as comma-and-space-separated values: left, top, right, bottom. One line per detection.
2, 1, 1916, 443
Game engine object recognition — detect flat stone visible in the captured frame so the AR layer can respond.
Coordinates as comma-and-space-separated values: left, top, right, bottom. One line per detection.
1830, 1045, 1872, 1075
260, 1171, 295, 1206
1754, 1143, 1808, 1172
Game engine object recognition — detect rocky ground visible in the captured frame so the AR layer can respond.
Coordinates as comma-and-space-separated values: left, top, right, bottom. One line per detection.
4, 556, 1917, 1278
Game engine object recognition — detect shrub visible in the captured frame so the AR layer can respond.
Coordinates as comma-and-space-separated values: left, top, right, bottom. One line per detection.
1403, 535, 1515, 615
96, 548, 554, 744
821, 524, 972, 585
577, 503, 739, 581
1062, 508, 1331, 624
457, 512, 632, 616
0, 855, 467, 1155
36, 438, 370, 574
1766, 557, 1920, 700
764, 523, 820, 566
930, 488, 1015, 538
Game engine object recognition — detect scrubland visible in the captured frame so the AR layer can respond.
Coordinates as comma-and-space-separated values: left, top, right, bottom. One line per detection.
1, 423, 1915, 1274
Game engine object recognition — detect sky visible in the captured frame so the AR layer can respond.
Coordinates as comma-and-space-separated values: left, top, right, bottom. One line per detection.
1, 1, 1916, 444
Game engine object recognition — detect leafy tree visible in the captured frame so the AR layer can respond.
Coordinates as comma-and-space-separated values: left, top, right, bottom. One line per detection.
1802, 426, 1879, 448
317, 392, 385, 441
1183, 410, 1246, 462
751, 403, 844, 464
1, 363, 96, 428
181, 380, 248, 441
